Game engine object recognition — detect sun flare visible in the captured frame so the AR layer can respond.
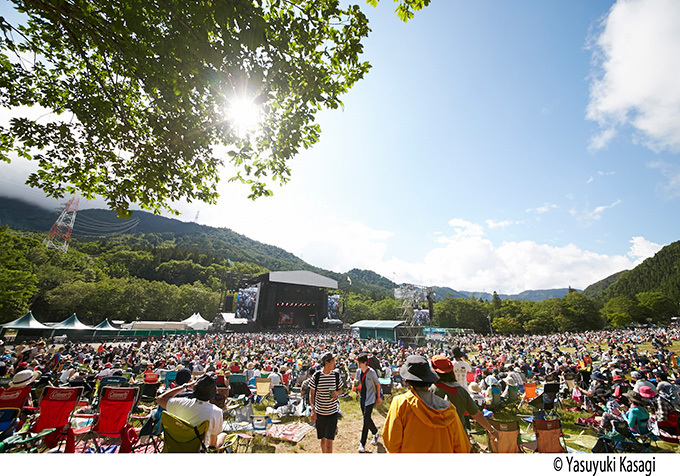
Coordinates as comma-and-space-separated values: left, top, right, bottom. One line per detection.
226, 97, 261, 137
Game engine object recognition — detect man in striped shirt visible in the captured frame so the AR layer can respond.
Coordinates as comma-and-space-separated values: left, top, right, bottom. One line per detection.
310, 352, 342, 453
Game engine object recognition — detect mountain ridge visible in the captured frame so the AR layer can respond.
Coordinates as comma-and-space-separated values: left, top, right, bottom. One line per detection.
0, 195, 603, 302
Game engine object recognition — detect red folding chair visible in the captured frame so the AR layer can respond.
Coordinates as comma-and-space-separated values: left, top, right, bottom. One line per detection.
0, 386, 32, 441
75, 386, 140, 453
0, 387, 33, 441
30, 386, 84, 452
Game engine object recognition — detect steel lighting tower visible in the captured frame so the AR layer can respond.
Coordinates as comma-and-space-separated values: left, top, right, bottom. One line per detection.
43, 196, 80, 253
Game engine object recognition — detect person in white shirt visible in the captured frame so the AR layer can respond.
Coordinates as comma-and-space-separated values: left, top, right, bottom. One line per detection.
157, 374, 227, 449
451, 347, 472, 388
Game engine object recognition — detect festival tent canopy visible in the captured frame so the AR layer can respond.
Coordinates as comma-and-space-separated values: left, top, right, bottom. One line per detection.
51, 313, 93, 329
183, 313, 211, 330
350, 320, 405, 342
94, 319, 118, 330
0, 311, 50, 329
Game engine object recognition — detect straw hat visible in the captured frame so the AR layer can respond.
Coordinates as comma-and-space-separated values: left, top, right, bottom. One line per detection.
9, 369, 41, 387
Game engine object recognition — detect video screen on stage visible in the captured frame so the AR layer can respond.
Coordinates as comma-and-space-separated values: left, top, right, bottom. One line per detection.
278, 312, 294, 326
327, 294, 340, 320
413, 309, 430, 326
394, 284, 427, 302
236, 286, 259, 321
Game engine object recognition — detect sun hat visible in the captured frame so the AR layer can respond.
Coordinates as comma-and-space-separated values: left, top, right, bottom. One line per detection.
320, 352, 335, 365
485, 375, 499, 387
624, 391, 647, 406
630, 371, 643, 380
591, 371, 606, 382
657, 381, 673, 395
193, 373, 217, 402
104, 362, 112, 368
612, 374, 625, 383
469, 382, 482, 393
399, 355, 438, 384
430, 355, 454, 374
9, 369, 41, 387
639, 386, 657, 399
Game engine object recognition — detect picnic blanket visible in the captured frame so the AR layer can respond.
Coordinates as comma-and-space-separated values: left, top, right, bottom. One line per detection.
266, 422, 314, 443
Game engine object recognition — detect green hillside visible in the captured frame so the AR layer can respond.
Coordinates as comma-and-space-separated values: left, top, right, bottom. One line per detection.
595, 241, 680, 305
583, 270, 628, 299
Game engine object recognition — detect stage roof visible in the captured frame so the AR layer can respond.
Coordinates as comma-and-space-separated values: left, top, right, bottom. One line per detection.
255, 270, 338, 289
350, 320, 405, 329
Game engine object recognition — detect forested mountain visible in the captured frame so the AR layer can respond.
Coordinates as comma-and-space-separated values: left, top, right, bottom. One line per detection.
593, 241, 680, 305
583, 270, 628, 299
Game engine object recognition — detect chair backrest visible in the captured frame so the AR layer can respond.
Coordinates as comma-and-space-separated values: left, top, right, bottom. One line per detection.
32, 386, 83, 433
230, 373, 247, 384
248, 376, 257, 387
229, 382, 251, 398
101, 376, 129, 385
0, 377, 11, 389
543, 382, 560, 394
161, 412, 209, 453
0, 386, 32, 409
94, 386, 139, 437
524, 382, 538, 400
564, 373, 576, 390
255, 378, 271, 397
143, 372, 160, 384
164, 371, 178, 387
534, 418, 566, 453
234, 403, 254, 423
466, 372, 475, 383
488, 419, 522, 453
272, 385, 288, 405
0, 407, 21, 439
140, 382, 161, 399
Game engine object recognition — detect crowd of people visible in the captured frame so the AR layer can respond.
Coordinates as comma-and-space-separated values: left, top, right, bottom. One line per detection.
1, 322, 679, 453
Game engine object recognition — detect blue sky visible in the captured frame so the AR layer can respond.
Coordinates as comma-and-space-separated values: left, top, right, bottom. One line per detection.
2, 0, 679, 294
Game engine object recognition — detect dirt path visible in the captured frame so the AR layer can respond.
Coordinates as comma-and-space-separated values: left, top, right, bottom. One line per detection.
255, 396, 390, 454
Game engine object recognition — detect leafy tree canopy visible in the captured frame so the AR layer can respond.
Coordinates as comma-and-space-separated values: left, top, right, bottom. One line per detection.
0, 0, 429, 217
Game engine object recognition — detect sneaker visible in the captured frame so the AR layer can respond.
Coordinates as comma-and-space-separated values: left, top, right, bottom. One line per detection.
371, 434, 379, 445
358, 444, 367, 453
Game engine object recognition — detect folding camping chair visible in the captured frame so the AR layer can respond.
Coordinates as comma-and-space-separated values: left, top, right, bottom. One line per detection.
487, 419, 523, 453
75, 386, 140, 453
26, 386, 84, 453
523, 382, 538, 402
272, 385, 289, 408
592, 421, 651, 454
230, 373, 247, 384
657, 411, 680, 443
255, 378, 272, 402
160, 412, 209, 453
92, 376, 131, 407
139, 381, 161, 405
522, 418, 567, 453
229, 381, 252, 399
164, 371, 178, 389
0, 386, 32, 441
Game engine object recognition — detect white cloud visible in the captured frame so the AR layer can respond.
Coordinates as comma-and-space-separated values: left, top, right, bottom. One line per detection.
627, 236, 663, 264
485, 219, 519, 230
587, 199, 622, 220
648, 160, 680, 199
374, 219, 662, 294
526, 203, 558, 214
587, 0, 680, 152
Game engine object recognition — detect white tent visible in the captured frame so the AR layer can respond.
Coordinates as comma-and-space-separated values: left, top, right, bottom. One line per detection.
182, 313, 211, 330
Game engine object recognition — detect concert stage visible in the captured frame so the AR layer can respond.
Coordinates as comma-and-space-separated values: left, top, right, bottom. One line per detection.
235, 270, 338, 330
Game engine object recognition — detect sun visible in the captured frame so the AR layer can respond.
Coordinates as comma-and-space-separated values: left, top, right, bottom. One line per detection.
226, 97, 261, 137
